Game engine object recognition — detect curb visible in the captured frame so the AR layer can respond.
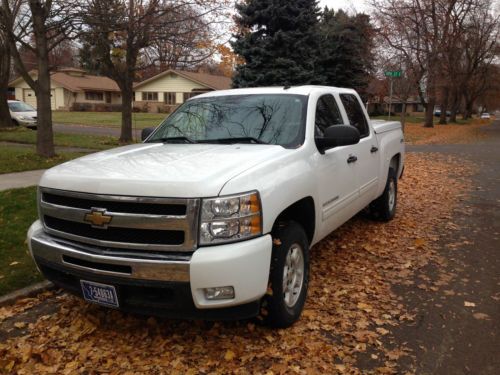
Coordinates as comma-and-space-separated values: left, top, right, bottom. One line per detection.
0, 281, 55, 308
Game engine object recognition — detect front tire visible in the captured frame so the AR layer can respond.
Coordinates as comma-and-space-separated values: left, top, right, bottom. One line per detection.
370, 167, 397, 221
265, 221, 309, 328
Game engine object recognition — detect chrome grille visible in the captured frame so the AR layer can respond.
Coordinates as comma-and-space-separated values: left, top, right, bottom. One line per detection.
39, 187, 200, 252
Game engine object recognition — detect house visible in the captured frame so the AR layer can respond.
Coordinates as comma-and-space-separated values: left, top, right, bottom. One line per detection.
9, 67, 121, 110
133, 69, 232, 112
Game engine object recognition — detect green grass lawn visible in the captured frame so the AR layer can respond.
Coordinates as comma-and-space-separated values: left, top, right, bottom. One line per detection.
0, 187, 42, 296
0, 144, 85, 174
0, 127, 120, 150
52, 111, 167, 129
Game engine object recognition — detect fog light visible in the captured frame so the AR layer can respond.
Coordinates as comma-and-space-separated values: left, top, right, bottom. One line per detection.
204, 286, 235, 300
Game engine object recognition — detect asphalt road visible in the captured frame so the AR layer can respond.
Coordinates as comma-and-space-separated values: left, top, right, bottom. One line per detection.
398, 120, 500, 374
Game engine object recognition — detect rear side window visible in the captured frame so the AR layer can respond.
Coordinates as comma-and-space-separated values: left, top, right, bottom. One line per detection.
315, 95, 344, 137
340, 94, 369, 137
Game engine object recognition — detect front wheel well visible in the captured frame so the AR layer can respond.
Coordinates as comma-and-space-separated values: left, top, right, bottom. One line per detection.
272, 197, 315, 244
389, 153, 401, 174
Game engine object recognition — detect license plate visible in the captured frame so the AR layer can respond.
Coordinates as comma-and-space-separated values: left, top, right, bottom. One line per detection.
80, 280, 119, 308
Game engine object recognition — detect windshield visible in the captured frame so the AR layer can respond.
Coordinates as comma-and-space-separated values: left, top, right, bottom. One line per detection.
8, 101, 36, 112
146, 94, 307, 147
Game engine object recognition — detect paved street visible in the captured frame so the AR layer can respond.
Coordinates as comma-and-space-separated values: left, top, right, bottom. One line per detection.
397, 120, 500, 373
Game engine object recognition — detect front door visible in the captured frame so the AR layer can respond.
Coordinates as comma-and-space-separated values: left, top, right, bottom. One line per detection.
314, 94, 359, 239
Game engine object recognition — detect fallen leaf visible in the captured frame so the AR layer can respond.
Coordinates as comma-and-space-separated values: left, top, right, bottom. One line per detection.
224, 350, 235, 361
464, 301, 476, 307
472, 313, 490, 320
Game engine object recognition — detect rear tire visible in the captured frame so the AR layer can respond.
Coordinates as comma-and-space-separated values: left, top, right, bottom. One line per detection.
370, 167, 397, 221
264, 221, 309, 328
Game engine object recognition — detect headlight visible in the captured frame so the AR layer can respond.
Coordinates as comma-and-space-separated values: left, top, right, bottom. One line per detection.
19, 115, 33, 121
200, 191, 262, 245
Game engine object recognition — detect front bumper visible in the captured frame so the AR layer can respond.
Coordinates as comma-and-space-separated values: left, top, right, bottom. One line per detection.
28, 221, 272, 318
17, 118, 37, 127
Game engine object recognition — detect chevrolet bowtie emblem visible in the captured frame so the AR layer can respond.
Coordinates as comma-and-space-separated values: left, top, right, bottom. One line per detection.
84, 208, 112, 228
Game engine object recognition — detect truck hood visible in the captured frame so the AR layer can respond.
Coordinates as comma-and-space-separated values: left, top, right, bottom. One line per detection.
40, 143, 285, 197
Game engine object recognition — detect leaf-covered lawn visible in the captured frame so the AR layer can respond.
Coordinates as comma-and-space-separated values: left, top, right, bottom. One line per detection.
404, 120, 490, 145
0, 153, 473, 373
0, 145, 85, 174
52, 111, 166, 129
0, 187, 41, 296
0, 128, 120, 151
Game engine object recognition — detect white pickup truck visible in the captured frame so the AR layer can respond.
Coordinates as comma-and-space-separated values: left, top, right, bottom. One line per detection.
28, 86, 404, 327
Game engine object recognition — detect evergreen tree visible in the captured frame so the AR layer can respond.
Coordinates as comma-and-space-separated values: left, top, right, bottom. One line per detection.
316, 8, 374, 97
231, 0, 322, 87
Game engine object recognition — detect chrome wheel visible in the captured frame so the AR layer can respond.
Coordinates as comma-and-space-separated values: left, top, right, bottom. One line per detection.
388, 179, 396, 211
282, 243, 305, 308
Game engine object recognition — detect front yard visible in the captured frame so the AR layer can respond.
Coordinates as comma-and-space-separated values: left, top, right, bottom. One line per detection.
0, 187, 41, 296
52, 111, 166, 129
0, 128, 120, 151
0, 145, 85, 174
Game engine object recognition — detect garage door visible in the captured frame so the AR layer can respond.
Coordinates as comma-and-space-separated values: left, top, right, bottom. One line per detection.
23, 89, 56, 110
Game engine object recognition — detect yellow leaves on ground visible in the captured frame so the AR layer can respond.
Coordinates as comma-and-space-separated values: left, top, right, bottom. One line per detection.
0, 153, 474, 374
404, 121, 488, 145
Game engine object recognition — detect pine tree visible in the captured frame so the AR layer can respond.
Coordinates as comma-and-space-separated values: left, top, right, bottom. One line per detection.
231, 0, 322, 87
316, 8, 374, 97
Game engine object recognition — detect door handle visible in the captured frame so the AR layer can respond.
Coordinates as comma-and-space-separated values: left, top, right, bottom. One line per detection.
347, 155, 358, 164
370, 146, 378, 153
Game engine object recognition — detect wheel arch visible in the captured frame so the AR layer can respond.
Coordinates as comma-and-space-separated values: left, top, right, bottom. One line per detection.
271, 196, 315, 244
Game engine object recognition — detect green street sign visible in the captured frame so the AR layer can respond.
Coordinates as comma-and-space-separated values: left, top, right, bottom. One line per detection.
385, 71, 402, 77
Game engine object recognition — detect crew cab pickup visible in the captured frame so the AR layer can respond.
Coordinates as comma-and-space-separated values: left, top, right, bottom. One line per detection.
27, 86, 404, 327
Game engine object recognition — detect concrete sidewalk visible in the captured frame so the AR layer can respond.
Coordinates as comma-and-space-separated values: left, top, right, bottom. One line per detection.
0, 169, 45, 191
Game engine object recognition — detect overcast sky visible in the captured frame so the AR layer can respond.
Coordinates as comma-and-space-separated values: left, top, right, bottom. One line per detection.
318, 0, 370, 13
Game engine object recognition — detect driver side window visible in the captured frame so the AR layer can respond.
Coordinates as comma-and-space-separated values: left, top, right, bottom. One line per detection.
315, 95, 343, 137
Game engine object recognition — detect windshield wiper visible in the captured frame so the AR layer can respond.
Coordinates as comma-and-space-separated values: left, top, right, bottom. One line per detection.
203, 137, 269, 145
152, 136, 197, 144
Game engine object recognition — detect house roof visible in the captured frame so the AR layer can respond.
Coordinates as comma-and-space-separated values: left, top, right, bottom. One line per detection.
134, 69, 232, 91
9, 68, 120, 92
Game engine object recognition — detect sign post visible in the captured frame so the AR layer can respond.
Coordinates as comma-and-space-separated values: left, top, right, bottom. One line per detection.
384, 71, 402, 121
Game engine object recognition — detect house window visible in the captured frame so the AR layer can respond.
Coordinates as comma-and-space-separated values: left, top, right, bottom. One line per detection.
85, 91, 104, 101
164, 92, 176, 105
183, 92, 198, 102
142, 92, 158, 101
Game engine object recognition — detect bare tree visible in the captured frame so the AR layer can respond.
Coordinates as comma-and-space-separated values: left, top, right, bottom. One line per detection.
79, 0, 229, 143
0, 22, 13, 128
371, 0, 497, 127
0, 0, 78, 156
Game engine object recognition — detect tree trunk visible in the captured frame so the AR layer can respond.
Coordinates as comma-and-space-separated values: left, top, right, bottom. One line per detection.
449, 89, 459, 123
31, 1, 55, 157
439, 86, 449, 125
120, 84, 134, 143
424, 96, 435, 128
0, 42, 13, 128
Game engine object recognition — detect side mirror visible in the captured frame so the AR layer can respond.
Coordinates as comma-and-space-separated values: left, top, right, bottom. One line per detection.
315, 125, 360, 154
141, 127, 155, 141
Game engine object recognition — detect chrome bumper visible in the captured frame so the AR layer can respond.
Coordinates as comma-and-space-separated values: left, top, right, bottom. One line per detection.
28, 221, 190, 283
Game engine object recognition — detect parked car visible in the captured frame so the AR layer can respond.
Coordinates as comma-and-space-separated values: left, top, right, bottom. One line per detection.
27, 86, 405, 327
480, 112, 491, 119
8, 100, 37, 128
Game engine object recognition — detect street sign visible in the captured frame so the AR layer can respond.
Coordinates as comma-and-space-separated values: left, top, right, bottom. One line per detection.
385, 71, 402, 78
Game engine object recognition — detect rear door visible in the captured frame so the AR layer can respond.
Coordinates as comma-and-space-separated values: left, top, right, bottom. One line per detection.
314, 94, 359, 239
339, 93, 380, 209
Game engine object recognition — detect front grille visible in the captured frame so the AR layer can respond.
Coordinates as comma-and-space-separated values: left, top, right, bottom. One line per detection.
44, 216, 184, 245
42, 192, 186, 215
39, 188, 199, 253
